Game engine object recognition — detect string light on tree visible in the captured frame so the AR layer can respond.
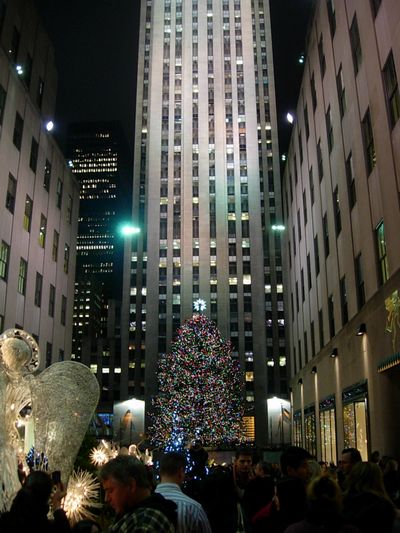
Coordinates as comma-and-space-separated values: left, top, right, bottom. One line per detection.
149, 313, 245, 448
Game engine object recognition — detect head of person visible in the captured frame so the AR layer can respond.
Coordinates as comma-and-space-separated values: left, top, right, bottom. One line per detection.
308, 459, 322, 481
254, 461, 272, 478
306, 475, 343, 523
341, 447, 362, 476
159, 452, 186, 484
345, 461, 388, 498
24, 470, 54, 505
370, 450, 380, 464
99, 455, 151, 515
234, 448, 253, 475
280, 446, 312, 482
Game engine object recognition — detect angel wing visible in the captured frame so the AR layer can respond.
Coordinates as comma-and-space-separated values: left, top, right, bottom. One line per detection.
29, 361, 100, 482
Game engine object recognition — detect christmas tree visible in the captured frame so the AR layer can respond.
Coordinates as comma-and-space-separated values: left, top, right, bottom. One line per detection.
150, 312, 245, 448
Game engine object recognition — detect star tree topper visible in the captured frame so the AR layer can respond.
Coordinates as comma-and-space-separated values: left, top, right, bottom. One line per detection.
193, 298, 206, 313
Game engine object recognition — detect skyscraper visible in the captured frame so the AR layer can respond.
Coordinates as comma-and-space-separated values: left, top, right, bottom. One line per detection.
67, 121, 132, 409
123, 0, 284, 446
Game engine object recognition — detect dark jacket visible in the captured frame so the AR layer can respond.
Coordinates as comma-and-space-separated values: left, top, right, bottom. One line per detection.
0, 488, 71, 533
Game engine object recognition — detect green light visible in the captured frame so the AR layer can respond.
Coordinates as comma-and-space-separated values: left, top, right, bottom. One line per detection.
120, 224, 140, 236
272, 225, 285, 231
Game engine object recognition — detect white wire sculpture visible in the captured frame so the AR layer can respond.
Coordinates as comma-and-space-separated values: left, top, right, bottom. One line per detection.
0, 328, 100, 511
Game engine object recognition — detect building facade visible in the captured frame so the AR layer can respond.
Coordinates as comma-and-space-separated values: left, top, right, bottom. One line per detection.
282, 0, 400, 461
67, 121, 132, 409
122, 0, 284, 446
0, 0, 79, 366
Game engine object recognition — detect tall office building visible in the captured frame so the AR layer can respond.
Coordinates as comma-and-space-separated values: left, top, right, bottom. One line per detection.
122, 0, 284, 446
67, 122, 132, 409
283, 0, 400, 461
0, 0, 79, 365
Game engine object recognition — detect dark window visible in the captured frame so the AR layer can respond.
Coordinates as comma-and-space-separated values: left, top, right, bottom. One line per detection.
370, 0, 382, 17
314, 236, 320, 275
301, 269, 305, 302
0, 241, 9, 280
311, 72, 317, 111
346, 152, 357, 209
0, 84, 6, 125
362, 108, 376, 174
67, 195, 73, 223
298, 133, 303, 164
340, 276, 348, 325
303, 190, 307, 226
56, 178, 63, 208
323, 213, 329, 257
309, 167, 314, 205
327, 0, 336, 36
13, 112, 23, 150
46, 342, 52, 367
304, 105, 310, 139
318, 35, 326, 78
376, 220, 389, 285
326, 106, 334, 152
29, 137, 38, 172
336, 65, 346, 118
64, 244, 70, 273
52, 230, 59, 261
317, 140, 323, 181
34, 272, 43, 307
307, 253, 312, 290
297, 210, 302, 241
160, 218, 167, 240
355, 253, 365, 309
350, 15, 362, 75
61, 295, 67, 325
23, 195, 33, 232
6, 173, 16, 213
18, 258, 27, 295
49, 284, 55, 317
9, 26, 20, 62
328, 295, 335, 338
39, 214, 46, 248
311, 321, 315, 357
37, 78, 44, 109
333, 186, 342, 235
383, 51, 400, 128
24, 53, 33, 87
0, 1, 6, 36
44, 159, 51, 191
318, 308, 324, 349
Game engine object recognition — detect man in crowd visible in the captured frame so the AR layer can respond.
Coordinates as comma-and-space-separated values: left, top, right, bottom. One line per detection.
99, 455, 176, 532
155, 451, 212, 533
339, 447, 362, 489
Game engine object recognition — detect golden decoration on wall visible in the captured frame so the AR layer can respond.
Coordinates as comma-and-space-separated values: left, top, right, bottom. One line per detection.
385, 290, 400, 351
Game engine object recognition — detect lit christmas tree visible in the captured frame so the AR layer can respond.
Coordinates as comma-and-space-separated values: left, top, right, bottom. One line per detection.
150, 311, 245, 448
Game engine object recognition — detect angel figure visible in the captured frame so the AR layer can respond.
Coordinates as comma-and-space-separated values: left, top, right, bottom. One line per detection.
0, 329, 39, 511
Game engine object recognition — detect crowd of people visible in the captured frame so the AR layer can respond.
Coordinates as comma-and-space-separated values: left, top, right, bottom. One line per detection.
1, 445, 399, 532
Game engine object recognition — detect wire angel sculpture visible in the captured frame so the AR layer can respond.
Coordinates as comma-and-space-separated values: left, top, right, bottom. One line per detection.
0, 328, 100, 511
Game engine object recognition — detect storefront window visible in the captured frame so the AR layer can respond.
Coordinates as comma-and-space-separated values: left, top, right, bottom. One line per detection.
293, 410, 302, 447
320, 408, 337, 464
304, 405, 317, 457
342, 381, 369, 460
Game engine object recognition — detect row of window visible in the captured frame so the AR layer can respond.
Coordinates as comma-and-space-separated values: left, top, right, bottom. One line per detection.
0, 240, 67, 322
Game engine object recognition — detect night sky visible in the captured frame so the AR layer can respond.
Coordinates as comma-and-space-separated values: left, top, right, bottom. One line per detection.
34, 0, 314, 155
